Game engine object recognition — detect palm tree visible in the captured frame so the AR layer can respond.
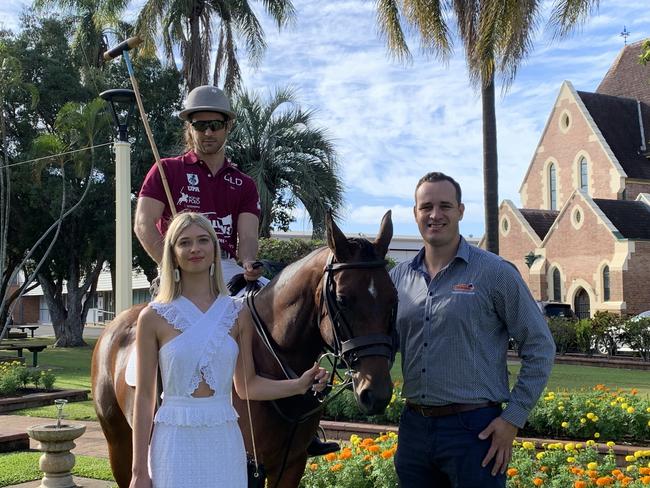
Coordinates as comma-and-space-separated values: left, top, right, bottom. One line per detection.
375, 0, 599, 254
135, 0, 295, 92
33, 0, 127, 68
227, 87, 343, 238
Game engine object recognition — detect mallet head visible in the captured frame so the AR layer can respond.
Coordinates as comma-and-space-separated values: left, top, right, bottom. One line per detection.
104, 36, 143, 61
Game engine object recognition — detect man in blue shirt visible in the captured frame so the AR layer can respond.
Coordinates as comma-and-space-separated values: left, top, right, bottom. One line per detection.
390, 172, 555, 487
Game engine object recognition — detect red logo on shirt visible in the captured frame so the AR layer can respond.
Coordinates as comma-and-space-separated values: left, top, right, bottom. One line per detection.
452, 283, 475, 293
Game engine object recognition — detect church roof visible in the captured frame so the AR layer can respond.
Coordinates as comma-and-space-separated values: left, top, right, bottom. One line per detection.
519, 209, 559, 240
593, 198, 650, 240
597, 39, 650, 105
577, 90, 650, 180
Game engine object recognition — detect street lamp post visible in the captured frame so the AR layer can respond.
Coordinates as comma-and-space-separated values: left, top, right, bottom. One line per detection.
100, 89, 136, 315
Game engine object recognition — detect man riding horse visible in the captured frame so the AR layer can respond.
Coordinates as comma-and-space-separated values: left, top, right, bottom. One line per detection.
133, 84, 338, 456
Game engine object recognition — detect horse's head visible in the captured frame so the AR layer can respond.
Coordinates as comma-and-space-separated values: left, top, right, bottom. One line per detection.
320, 210, 397, 415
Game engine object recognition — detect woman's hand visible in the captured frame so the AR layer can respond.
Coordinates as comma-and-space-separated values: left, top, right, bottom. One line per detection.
297, 362, 329, 394
129, 473, 152, 488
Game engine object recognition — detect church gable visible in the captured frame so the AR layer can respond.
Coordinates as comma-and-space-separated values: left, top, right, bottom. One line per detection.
519, 82, 625, 212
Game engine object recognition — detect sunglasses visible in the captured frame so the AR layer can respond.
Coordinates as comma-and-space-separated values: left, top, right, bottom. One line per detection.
190, 119, 227, 132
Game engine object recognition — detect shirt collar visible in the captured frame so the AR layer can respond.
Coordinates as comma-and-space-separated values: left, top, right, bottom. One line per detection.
409, 236, 470, 274
183, 150, 234, 172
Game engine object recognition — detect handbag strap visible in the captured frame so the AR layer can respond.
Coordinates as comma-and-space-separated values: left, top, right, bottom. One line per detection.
238, 318, 260, 470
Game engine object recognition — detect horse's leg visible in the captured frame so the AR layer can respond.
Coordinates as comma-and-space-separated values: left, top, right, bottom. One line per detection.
92, 329, 136, 488
268, 453, 310, 488
96, 407, 133, 488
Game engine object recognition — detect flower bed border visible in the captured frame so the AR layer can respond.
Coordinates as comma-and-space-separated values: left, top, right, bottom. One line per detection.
508, 351, 650, 370
0, 389, 89, 413
320, 420, 645, 467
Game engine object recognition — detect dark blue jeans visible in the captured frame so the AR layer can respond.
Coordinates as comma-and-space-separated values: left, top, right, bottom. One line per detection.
394, 404, 506, 488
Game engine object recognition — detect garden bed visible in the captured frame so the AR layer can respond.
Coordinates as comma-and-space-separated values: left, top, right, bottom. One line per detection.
0, 388, 89, 413
320, 420, 643, 467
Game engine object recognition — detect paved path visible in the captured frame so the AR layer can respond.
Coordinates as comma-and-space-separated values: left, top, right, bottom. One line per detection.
0, 414, 112, 488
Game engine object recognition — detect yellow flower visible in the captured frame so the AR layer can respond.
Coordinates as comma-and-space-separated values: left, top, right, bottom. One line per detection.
561, 422, 570, 428
627, 407, 635, 414
594, 432, 600, 439
522, 442, 535, 450
565, 443, 575, 452
580, 418, 587, 424
587, 412, 595, 419
567, 456, 576, 463
606, 442, 615, 447
625, 455, 636, 462
588, 462, 598, 470
536, 452, 546, 460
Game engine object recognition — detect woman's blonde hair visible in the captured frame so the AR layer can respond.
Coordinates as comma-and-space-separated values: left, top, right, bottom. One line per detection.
156, 212, 228, 303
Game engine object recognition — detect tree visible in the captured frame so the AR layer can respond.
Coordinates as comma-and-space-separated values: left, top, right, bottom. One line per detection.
134, 0, 295, 92
375, 0, 599, 254
0, 43, 39, 331
227, 87, 343, 238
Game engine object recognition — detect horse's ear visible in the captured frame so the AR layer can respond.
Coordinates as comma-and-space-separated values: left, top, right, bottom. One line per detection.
326, 211, 350, 261
373, 210, 393, 259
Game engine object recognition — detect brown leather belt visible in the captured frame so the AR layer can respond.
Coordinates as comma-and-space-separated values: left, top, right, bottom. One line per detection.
406, 401, 499, 418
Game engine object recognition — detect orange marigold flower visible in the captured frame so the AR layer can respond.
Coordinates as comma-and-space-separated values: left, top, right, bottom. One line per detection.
330, 463, 343, 472
588, 470, 599, 478
339, 450, 352, 460
381, 450, 394, 459
596, 477, 613, 486
361, 438, 375, 446
324, 452, 337, 462
368, 445, 381, 453
309, 463, 318, 471
506, 468, 518, 477
574, 481, 588, 488
533, 477, 544, 486
641, 467, 650, 475
641, 475, 650, 485
363, 454, 372, 462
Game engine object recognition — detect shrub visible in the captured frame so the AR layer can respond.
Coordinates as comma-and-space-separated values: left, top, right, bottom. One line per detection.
591, 312, 625, 357
0, 361, 23, 396
574, 319, 594, 355
15, 365, 31, 388
621, 317, 650, 361
547, 317, 577, 355
41, 370, 56, 390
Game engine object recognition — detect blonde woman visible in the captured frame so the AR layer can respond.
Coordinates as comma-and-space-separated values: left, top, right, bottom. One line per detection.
129, 212, 327, 488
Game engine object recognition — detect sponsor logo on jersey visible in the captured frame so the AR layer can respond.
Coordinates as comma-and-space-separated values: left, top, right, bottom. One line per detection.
224, 174, 243, 186
176, 187, 200, 206
187, 173, 199, 186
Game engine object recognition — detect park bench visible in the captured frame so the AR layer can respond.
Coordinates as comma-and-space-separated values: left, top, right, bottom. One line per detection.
0, 343, 48, 367
12, 325, 39, 338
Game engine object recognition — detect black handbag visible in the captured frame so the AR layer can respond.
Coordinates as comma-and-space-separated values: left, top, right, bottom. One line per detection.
247, 454, 266, 488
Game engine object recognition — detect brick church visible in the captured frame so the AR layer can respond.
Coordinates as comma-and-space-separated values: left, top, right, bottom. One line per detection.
499, 40, 650, 319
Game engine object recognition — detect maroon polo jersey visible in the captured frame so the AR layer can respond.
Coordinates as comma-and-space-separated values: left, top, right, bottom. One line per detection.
139, 151, 261, 259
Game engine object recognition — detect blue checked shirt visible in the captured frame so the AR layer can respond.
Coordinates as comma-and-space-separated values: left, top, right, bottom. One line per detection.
389, 237, 555, 428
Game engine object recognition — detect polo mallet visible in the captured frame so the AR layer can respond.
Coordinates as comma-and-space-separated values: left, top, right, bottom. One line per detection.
104, 36, 177, 216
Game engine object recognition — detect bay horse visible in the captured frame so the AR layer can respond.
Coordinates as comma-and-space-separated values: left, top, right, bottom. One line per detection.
91, 211, 397, 487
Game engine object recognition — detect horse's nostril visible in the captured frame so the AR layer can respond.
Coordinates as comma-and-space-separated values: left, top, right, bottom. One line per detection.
359, 389, 375, 408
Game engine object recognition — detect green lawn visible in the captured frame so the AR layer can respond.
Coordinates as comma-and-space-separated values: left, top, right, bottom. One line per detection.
10, 347, 650, 422
0, 452, 115, 487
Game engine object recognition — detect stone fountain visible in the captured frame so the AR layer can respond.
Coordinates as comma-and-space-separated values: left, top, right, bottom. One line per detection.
26, 399, 87, 488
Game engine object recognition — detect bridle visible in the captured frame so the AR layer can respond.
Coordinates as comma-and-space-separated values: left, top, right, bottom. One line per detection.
246, 252, 397, 415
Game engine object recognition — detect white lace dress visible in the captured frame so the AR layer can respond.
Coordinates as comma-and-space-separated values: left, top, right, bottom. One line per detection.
148, 295, 246, 488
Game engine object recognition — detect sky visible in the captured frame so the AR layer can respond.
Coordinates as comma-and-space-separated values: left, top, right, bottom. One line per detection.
2, 0, 650, 239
